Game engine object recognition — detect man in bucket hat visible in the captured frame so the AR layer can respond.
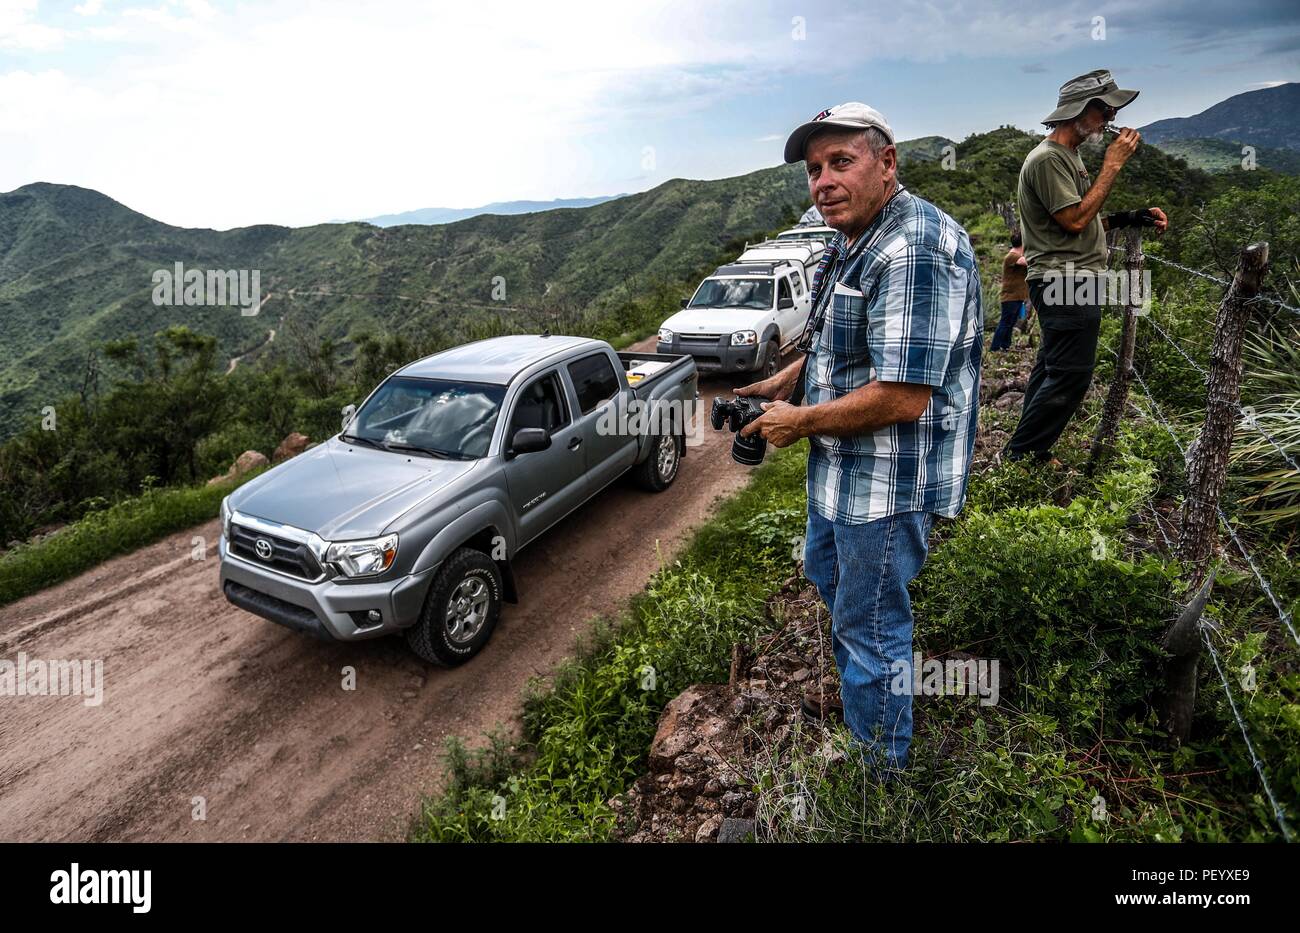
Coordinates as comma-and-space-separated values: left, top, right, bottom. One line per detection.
734, 102, 983, 774
1005, 69, 1168, 466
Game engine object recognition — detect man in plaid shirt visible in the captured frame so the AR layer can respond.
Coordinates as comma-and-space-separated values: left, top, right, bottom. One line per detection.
738, 102, 982, 772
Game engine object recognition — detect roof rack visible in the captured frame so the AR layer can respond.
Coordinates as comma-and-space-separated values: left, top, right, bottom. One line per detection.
713, 260, 796, 276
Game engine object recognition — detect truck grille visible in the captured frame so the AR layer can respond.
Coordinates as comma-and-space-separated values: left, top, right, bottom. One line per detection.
229, 523, 324, 581
679, 334, 726, 369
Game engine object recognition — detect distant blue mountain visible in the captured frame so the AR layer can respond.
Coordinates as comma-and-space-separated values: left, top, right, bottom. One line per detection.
1139, 83, 1300, 151
355, 194, 626, 227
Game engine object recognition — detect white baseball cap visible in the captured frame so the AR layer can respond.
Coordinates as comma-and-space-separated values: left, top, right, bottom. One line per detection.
784, 102, 895, 164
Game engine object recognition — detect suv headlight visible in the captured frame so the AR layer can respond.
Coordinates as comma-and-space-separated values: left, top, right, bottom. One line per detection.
731, 330, 757, 346
220, 496, 232, 539
658, 328, 674, 343
326, 534, 399, 577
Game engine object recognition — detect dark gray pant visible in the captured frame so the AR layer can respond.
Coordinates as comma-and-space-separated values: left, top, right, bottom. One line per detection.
1006, 278, 1102, 460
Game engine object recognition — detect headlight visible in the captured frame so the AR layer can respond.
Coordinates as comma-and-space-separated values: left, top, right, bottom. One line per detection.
731, 330, 757, 346
658, 328, 674, 343
326, 534, 399, 577
220, 496, 232, 539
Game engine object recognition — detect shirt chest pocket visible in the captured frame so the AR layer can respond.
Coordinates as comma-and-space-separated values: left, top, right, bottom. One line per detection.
821, 281, 870, 357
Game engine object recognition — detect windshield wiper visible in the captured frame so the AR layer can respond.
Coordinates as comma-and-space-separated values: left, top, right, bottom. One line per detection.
384, 442, 468, 460
341, 433, 387, 451
343, 432, 469, 460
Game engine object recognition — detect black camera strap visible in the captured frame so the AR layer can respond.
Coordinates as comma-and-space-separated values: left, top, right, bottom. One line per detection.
789, 242, 845, 406
788, 236, 853, 406
789, 356, 811, 406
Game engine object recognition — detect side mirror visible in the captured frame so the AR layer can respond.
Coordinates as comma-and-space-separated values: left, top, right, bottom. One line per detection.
340, 404, 357, 432
778, 295, 794, 309
680, 298, 689, 308
508, 427, 551, 458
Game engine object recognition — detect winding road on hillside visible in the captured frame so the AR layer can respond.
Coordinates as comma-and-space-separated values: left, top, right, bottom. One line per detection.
0, 340, 768, 842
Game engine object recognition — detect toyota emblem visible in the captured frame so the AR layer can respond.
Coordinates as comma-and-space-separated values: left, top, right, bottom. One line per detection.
254, 538, 274, 560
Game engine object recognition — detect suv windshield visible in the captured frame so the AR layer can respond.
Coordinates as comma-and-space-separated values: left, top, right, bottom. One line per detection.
346, 376, 506, 459
689, 278, 773, 310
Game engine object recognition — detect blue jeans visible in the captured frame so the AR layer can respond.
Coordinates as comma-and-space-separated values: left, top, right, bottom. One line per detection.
990, 299, 1024, 351
803, 508, 935, 771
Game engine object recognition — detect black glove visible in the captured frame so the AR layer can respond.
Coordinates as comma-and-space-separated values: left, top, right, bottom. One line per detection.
1105, 208, 1157, 229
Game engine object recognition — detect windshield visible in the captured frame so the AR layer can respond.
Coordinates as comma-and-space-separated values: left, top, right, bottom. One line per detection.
689, 278, 773, 310
346, 376, 506, 459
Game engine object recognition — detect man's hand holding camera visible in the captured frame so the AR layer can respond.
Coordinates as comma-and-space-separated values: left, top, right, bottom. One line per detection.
733, 375, 933, 452
724, 361, 811, 452
738, 398, 806, 448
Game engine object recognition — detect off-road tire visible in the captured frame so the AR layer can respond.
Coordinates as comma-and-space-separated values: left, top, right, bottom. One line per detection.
633, 429, 683, 492
405, 547, 503, 666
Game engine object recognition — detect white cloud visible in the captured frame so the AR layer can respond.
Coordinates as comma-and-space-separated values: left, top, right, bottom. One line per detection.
0, 0, 809, 227
0, 0, 64, 49
2, 0, 1296, 228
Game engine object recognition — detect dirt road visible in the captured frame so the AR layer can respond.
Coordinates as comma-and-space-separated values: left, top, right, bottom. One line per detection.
0, 350, 774, 841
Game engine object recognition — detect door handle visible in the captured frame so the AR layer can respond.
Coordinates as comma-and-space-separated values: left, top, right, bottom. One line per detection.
568, 436, 582, 450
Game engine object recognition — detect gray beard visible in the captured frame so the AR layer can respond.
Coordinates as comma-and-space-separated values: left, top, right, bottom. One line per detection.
1073, 116, 1103, 146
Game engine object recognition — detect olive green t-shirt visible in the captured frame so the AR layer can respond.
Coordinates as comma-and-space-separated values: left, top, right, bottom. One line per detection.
1017, 139, 1107, 281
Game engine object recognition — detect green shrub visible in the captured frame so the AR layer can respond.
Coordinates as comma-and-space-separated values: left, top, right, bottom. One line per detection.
914, 491, 1177, 735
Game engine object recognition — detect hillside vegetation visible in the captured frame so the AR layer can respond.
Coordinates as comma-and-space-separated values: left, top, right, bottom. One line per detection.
0, 166, 811, 441
1151, 138, 1300, 176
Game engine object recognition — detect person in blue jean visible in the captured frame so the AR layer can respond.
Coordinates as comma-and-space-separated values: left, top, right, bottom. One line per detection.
737, 102, 983, 772
990, 233, 1029, 351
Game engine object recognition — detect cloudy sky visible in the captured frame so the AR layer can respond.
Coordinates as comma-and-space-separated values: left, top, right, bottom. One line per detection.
1, 0, 1297, 229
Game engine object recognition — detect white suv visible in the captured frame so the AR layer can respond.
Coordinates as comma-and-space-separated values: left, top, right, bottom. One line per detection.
656, 257, 813, 377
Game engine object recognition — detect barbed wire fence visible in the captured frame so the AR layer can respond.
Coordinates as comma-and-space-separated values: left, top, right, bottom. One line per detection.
1088, 230, 1297, 841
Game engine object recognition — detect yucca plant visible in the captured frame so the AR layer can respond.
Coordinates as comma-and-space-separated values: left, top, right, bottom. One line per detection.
1232, 311, 1300, 529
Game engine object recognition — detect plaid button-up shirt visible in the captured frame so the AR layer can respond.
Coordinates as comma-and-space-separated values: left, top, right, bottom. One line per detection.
800, 186, 983, 524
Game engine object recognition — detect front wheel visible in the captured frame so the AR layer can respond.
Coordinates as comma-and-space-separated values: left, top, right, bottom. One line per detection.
405, 547, 503, 666
762, 339, 781, 379
633, 430, 682, 492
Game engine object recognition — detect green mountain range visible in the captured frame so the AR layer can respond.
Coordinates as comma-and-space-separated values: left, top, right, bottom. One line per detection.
0, 118, 1262, 443
1133, 83, 1300, 177
0, 168, 810, 440
1139, 82, 1300, 152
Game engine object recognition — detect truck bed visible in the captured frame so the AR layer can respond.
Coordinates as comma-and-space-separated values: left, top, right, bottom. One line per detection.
617, 351, 696, 400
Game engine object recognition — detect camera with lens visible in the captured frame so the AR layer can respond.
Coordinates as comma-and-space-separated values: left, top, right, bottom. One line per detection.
710, 394, 771, 465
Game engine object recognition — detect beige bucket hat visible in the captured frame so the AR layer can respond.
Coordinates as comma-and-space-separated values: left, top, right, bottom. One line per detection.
1043, 69, 1138, 124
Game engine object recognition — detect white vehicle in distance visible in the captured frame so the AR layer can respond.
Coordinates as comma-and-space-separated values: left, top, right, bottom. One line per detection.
775, 224, 838, 248
657, 249, 816, 377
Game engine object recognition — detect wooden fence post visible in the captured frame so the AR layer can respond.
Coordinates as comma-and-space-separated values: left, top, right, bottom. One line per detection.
1160, 571, 1216, 742
1176, 242, 1270, 581
1089, 227, 1144, 472
1158, 242, 1268, 742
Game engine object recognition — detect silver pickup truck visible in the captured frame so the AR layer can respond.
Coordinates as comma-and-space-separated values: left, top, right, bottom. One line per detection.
218, 334, 698, 665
